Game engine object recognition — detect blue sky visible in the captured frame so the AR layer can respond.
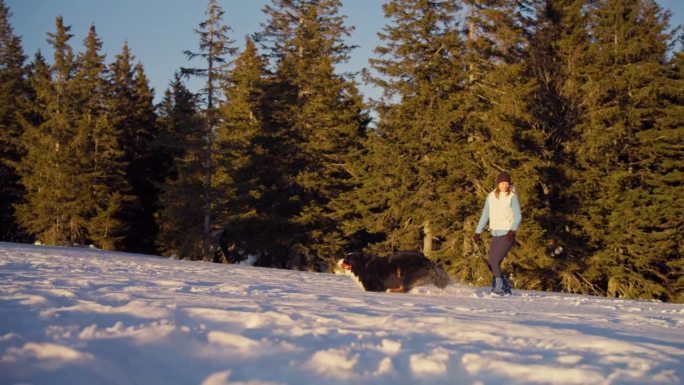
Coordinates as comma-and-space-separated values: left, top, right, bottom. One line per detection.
6, 0, 683, 103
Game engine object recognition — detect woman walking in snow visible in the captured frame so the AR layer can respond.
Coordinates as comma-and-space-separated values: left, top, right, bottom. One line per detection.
473, 172, 522, 295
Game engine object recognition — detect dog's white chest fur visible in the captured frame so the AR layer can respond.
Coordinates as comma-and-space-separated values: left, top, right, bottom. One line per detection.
349, 272, 367, 291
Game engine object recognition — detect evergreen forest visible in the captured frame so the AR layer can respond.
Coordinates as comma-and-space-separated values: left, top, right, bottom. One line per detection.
1, 0, 682, 302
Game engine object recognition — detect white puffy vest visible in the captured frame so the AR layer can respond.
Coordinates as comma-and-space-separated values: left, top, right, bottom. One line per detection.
487, 190, 515, 231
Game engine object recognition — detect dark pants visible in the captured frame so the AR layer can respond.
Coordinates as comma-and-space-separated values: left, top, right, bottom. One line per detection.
488, 235, 514, 278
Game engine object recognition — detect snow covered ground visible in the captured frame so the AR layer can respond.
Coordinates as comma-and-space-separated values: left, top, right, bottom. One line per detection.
0, 242, 682, 385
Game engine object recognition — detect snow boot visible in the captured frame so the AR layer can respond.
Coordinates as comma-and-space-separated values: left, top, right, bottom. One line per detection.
491, 277, 505, 296
502, 276, 512, 295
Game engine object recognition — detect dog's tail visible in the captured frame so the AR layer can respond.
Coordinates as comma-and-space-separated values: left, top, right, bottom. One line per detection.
429, 263, 450, 289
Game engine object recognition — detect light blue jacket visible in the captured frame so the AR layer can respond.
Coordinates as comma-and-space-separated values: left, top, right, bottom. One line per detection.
475, 192, 522, 236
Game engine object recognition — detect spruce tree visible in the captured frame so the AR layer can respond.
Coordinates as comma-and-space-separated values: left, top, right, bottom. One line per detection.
460, 0, 552, 289
569, 0, 681, 301
17, 19, 130, 249
16, 17, 86, 245
342, 0, 469, 273
213, 37, 270, 263
156, 74, 202, 180
0, 0, 28, 242
74, 25, 130, 249
181, 0, 237, 257
109, 43, 160, 253
660, 35, 684, 302
256, 0, 369, 269
156, 74, 205, 259
528, 0, 599, 293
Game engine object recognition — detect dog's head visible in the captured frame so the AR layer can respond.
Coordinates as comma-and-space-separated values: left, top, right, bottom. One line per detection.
338, 251, 371, 272
337, 252, 375, 290
334, 253, 361, 276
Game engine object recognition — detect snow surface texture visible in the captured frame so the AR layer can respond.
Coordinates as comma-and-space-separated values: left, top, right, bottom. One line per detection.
0, 242, 682, 385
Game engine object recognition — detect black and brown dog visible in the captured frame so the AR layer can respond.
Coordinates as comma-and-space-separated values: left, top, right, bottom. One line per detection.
338, 251, 450, 293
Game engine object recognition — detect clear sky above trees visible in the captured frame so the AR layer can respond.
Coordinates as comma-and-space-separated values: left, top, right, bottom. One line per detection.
7, 0, 682, 103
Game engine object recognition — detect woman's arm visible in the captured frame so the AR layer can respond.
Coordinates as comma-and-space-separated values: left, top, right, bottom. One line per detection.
475, 197, 490, 234
511, 195, 522, 231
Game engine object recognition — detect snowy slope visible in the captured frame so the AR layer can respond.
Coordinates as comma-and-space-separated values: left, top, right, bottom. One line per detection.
0, 243, 682, 385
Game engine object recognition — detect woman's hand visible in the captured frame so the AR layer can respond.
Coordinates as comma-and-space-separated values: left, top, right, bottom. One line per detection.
506, 230, 516, 241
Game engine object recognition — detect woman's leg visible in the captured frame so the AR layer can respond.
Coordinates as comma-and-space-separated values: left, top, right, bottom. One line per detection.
488, 235, 513, 278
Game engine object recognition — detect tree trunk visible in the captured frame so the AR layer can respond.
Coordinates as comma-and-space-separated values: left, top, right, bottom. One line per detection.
423, 220, 433, 255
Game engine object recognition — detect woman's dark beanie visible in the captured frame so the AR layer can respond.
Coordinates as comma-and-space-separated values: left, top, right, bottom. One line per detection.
496, 172, 511, 184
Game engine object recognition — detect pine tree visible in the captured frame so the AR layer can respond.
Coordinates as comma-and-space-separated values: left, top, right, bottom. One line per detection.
181, 0, 237, 257
341, 0, 469, 273
256, 0, 369, 269
0, 0, 28, 242
569, 0, 681, 301
156, 74, 205, 259
109, 43, 161, 253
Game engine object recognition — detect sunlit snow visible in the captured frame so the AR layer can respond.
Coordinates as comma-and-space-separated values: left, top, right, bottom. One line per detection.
1, 242, 682, 385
